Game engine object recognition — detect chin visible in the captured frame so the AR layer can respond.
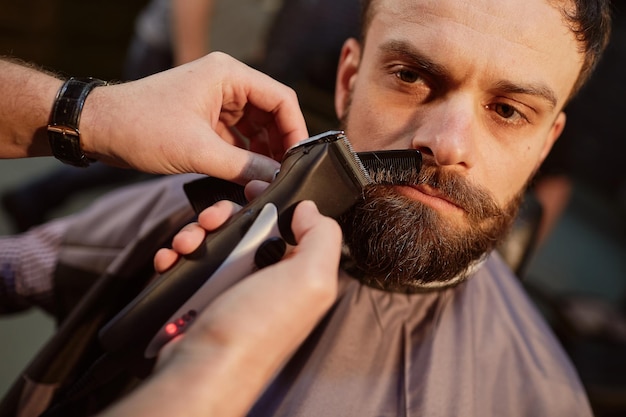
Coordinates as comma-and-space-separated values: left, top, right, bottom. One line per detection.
338, 185, 517, 292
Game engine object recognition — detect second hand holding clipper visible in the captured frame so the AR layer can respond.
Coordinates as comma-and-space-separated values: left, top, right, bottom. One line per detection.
99, 131, 421, 358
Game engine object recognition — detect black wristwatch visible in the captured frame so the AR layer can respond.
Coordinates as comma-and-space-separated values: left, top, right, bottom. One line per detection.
47, 77, 107, 167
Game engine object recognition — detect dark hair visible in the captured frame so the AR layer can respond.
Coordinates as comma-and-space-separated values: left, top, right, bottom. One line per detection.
563, 0, 613, 95
359, 0, 612, 97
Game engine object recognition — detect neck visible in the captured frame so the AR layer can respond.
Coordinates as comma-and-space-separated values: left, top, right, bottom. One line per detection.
340, 247, 487, 293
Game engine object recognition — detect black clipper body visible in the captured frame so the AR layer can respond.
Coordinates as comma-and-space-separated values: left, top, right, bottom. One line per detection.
99, 131, 372, 358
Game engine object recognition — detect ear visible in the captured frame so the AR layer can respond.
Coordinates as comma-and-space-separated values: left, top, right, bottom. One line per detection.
537, 111, 566, 168
335, 38, 361, 120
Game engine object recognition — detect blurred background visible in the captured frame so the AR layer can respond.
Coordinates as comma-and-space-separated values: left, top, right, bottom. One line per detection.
0, 0, 625, 415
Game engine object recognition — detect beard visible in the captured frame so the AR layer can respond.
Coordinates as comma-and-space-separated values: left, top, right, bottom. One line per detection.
339, 164, 523, 292
338, 99, 522, 291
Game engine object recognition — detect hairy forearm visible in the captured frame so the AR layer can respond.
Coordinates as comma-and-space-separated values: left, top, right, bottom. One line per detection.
0, 58, 114, 165
0, 59, 62, 158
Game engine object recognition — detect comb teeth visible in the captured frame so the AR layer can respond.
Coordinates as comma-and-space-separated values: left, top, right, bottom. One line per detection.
357, 150, 422, 185
335, 134, 373, 187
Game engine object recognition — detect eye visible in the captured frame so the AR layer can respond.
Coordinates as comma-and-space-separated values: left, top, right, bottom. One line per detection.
494, 103, 517, 119
385, 64, 432, 100
487, 102, 528, 125
395, 68, 420, 83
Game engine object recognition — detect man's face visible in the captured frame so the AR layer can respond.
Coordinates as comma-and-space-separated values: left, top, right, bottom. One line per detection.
335, 0, 583, 290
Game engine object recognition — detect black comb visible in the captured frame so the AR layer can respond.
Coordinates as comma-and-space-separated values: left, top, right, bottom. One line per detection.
357, 150, 422, 185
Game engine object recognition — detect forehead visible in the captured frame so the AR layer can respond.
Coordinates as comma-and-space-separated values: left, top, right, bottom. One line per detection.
365, 0, 583, 107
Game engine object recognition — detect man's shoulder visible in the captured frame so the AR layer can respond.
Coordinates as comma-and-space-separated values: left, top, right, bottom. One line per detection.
447, 252, 583, 383
452, 252, 554, 342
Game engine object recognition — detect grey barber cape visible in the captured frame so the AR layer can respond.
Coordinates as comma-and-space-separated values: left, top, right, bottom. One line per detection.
9, 174, 592, 416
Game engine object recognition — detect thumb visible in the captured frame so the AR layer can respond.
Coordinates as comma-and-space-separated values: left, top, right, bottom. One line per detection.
195, 139, 281, 184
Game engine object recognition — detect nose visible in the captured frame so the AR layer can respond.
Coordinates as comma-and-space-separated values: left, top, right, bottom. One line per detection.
411, 96, 476, 168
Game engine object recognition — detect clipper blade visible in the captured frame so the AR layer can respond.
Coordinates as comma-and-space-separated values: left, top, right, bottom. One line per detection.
357, 150, 422, 185
334, 134, 372, 188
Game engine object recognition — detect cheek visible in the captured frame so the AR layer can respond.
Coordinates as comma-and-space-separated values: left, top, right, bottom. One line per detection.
484, 143, 544, 206
344, 108, 388, 152
344, 86, 419, 152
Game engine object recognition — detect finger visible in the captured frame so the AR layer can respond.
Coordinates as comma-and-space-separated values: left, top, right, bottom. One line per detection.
194, 137, 281, 184
170, 222, 206, 255
235, 108, 287, 161
244, 180, 271, 201
227, 201, 341, 318
288, 201, 343, 272
157, 200, 243, 273
197, 199, 242, 230
238, 75, 308, 149
238, 201, 342, 334
154, 248, 181, 273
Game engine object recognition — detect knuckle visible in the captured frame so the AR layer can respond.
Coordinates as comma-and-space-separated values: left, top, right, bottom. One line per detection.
298, 262, 338, 306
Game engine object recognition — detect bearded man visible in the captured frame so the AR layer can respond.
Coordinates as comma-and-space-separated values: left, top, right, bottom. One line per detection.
237, 0, 610, 414
1, 0, 612, 416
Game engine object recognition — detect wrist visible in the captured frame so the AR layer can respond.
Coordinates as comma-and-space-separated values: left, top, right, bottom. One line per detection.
79, 81, 130, 165
151, 339, 272, 417
76, 84, 108, 158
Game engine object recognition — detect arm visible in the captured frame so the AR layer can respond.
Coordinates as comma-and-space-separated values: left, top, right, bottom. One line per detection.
98, 201, 341, 417
0, 59, 62, 159
0, 53, 308, 183
171, 0, 215, 66
0, 218, 71, 314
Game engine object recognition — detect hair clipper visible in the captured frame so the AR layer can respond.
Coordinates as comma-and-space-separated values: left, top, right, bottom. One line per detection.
99, 131, 421, 359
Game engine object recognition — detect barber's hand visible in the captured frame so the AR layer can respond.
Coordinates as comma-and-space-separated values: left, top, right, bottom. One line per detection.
100, 201, 340, 417
157, 199, 341, 370
81, 52, 308, 183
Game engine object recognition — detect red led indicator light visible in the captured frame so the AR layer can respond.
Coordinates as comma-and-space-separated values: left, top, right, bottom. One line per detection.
165, 323, 178, 336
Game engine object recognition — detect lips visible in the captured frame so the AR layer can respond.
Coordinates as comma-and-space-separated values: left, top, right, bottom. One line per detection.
401, 183, 465, 213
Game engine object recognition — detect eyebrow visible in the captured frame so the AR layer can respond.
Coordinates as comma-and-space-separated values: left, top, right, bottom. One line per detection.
493, 80, 558, 110
379, 40, 451, 82
379, 39, 558, 110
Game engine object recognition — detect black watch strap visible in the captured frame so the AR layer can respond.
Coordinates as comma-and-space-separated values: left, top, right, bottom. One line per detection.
47, 77, 107, 167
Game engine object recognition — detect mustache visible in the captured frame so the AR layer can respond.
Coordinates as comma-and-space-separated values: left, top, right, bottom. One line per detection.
379, 157, 507, 223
